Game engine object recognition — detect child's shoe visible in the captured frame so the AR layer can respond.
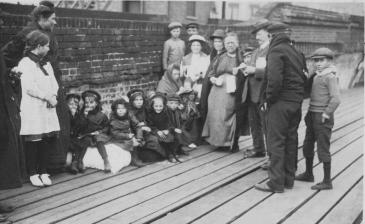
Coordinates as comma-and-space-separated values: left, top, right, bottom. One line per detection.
167, 155, 177, 163
188, 143, 197, 149
30, 174, 44, 187
131, 151, 147, 168
40, 174, 52, 186
311, 181, 333, 190
67, 161, 79, 175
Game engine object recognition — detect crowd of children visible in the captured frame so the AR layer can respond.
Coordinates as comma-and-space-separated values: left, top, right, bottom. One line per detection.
63, 87, 202, 175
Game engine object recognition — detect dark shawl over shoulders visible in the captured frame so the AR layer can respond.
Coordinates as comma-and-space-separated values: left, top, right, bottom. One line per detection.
0, 51, 26, 189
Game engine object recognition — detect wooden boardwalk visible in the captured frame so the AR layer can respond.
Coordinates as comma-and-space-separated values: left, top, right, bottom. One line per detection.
0, 87, 363, 224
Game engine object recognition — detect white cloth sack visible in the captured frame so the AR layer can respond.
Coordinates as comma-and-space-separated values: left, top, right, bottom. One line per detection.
83, 143, 131, 174
225, 75, 236, 93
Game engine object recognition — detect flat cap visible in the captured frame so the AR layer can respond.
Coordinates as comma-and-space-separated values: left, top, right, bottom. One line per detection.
189, 34, 206, 43
127, 89, 144, 100
310, 47, 335, 59
251, 20, 271, 34
267, 21, 291, 34
168, 22, 182, 30
166, 93, 181, 102
210, 29, 225, 40
81, 90, 101, 102
186, 22, 199, 29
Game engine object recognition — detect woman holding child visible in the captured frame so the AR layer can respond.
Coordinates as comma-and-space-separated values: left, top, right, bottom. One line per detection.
202, 32, 248, 151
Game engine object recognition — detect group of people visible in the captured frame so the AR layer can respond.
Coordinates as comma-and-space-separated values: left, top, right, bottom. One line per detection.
0, 1, 341, 223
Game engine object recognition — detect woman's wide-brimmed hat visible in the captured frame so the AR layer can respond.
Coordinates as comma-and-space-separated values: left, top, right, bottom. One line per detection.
189, 34, 206, 44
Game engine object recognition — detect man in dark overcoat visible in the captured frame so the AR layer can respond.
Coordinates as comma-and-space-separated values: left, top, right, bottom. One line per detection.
2, 2, 70, 172
255, 22, 307, 193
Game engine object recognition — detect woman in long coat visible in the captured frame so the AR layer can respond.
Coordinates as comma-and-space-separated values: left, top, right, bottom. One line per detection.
202, 33, 249, 151
2, 4, 70, 172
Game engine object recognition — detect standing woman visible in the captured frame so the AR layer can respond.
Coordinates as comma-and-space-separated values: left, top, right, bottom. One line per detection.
202, 32, 244, 151
2, 2, 70, 172
181, 35, 210, 99
199, 29, 226, 124
17, 30, 60, 187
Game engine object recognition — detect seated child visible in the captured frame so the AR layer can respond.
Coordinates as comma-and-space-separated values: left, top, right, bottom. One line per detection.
77, 90, 111, 173
179, 89, 200, 147
147, 93, 180, 163
166, 93, 192, 155
128, 89, 166, 162
109, 98, 146, 167
295, 47, 341, 190
66, 93, 88, 174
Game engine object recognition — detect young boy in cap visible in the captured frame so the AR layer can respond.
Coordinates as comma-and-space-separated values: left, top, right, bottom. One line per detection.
295, 47, 340, 190
162, 22, 185, 72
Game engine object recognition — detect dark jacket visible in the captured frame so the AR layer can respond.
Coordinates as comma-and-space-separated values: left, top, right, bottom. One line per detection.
109, 113, 140, 141
78, 108, 110, 143
265, 33, 307, 104
0, 51, 26, 189
241, 45, 269, 104
147, 109, 174, 133
167, 108, 183, 129
147, 109, 175, 143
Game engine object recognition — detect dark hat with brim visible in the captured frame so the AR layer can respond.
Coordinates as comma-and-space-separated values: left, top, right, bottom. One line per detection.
81, 90, 101, 102
210, 29, 225, 40
166, 93, 181, 102
66, 93, 81, 102
310, 47, 335, 59
251, 20, 271, 34
168, 22, 182, 30
127, 89, 144, 100
186, 22, 199, 29
267, 21, 291, 34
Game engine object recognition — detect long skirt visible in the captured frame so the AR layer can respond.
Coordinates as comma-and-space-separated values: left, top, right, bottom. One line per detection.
202, 74, 236, 147
0, 120, 27, 189
83, 143, 131, 173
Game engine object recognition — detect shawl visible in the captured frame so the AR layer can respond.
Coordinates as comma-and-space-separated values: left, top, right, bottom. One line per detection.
156, 65, 182, 94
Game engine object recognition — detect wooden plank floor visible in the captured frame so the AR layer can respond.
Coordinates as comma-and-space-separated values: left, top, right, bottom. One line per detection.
0, 87, 363, 224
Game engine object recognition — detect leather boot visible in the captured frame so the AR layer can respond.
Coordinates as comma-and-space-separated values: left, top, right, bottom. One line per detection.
77, 148, 87, 173
295, 157, 314, 182
130, 149, 146, 167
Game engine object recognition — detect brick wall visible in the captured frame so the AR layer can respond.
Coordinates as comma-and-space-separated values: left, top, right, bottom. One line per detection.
0, 3, 363, 110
